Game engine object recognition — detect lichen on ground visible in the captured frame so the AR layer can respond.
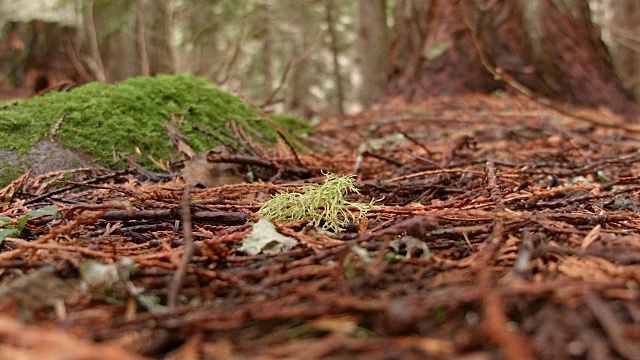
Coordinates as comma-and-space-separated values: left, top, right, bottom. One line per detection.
0, 75, 311, 170
257, 173, 378, 233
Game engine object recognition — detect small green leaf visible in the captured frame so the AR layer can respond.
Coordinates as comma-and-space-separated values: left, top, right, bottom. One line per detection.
16, 216, 29, 231
15, 205, 60, 231
425, 42, 448, 60
0, 228, 21, 244
136, 294, 167, 314
0, 216, 12, 225
25, 205, 59, 218
383, 252, 404, 262
596, 170, 610, 182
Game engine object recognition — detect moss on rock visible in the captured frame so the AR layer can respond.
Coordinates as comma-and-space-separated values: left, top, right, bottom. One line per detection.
0, 75, 311, 170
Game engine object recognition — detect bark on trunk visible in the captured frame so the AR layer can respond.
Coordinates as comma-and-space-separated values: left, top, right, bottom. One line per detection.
386, 0, 637, 116
259, 0, 273, 98
136, 0, 150, 76
356, 0, 389, 107
387, 0, 497, 100
608, 0, 640, 99
325, 0, 345, 115
534, 0, 633, 113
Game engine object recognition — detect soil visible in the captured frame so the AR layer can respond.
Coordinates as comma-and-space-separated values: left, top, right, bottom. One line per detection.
0, 93, 638, 359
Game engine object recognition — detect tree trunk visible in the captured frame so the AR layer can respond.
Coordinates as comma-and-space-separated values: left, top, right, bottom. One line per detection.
159, 0, 177, 74
325, 0, 345, 115
356, 0, 389, 107
136, 0, 150, 76
259, 0, 273, 98
91, 0, 139, 82
286, 4, 315, 117
387, 0, 637, 116
534, 0, 633, 113
387, 0, 497, 100
83, 0, 107, 82
145, 0, 177, 75
603, 0, 640, 100
180, 1, 221, 79
0, 21, 84, 95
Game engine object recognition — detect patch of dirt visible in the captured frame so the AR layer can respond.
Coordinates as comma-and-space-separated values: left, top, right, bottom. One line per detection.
0, 94, 639, 359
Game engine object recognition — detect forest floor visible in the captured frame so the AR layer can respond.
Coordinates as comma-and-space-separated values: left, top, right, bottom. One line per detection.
0, 93, 639, 359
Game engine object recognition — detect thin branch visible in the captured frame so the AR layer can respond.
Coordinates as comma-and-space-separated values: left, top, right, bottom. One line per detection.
276, 130, 305, 168
62, 32, 92, 82
219, 18, 247, 85
261, 45, 319, 108
167, 186, 196, 310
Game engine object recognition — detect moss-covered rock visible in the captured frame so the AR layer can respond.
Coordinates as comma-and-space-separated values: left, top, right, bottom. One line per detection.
0, 75, 311, 177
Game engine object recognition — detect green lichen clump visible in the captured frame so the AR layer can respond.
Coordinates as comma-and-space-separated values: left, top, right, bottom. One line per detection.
0, 75, 311, 168
257, 173, 377, 233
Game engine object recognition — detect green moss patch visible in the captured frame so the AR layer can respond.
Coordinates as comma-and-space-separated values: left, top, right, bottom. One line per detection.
0, 75, 311, 169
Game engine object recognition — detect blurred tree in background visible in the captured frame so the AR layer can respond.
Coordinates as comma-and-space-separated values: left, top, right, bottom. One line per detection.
0, 0, 639, 117
387, 0, 637, 115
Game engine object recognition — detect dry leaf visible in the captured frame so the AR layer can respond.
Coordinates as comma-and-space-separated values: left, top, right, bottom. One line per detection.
181, 149, 244, 188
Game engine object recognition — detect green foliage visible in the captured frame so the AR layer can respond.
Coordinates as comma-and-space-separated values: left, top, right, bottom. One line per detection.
0, 205, 59, 244
425, 42, 448, 60
0, 164, 27, 189
0, 75, 312, 169
257, 172, 376, 233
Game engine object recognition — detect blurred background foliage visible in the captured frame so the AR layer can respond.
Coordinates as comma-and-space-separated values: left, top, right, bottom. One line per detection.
0, 0, 372, 117
0, 0, 638, 116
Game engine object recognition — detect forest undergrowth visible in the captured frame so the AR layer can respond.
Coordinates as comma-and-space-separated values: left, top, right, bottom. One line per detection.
0, 94, 638, 359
